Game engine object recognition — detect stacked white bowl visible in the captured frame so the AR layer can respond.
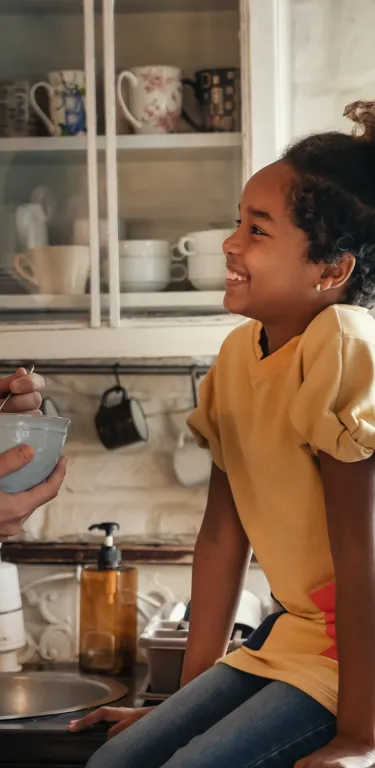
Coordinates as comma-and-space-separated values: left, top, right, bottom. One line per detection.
176, 229, 231, 290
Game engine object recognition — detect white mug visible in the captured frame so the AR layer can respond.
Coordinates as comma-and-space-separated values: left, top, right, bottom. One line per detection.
104, 254, 187, 293
13, 245, 90, 295
117, 66, 182, 134
186, 253, 227, 291
173, 431, 211, 486
119, 239, 171, 259
30, 70, 86, 137
177, 228, 232, 256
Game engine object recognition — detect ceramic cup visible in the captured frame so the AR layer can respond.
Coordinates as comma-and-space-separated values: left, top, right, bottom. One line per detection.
119, 240, 171, 260
95, 385, 149, 449
177, 229, 232, 256
176, 229, 230, 290
13, 245, 90, 295
105, 257, 187, 293
0, 80, 40, 137
182, 68, 240, 132
186, 253, 226, 291
117, 66, 182, 134
104, 240, 187, 292
30, 70, 86, 137
173, 431, 211, 486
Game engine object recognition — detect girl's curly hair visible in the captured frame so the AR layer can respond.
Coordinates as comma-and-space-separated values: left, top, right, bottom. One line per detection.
283, 101, 375, 308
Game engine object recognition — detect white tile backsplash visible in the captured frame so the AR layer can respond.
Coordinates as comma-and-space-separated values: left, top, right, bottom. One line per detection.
21, 368, 209, 542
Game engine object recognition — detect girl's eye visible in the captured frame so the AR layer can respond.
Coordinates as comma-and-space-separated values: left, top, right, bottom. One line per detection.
251, 224, 266, 236
236, 218, 241, 227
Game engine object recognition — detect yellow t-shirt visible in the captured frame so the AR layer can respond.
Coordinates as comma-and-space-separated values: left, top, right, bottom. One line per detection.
187, 304, 375, 715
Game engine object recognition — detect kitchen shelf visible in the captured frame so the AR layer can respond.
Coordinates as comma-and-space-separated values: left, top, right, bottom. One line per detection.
0, 315, 243, 359
0, 291, 226, 314
116, 133, 242, 161
0, 134, 241, 163
2, 0, 237, 14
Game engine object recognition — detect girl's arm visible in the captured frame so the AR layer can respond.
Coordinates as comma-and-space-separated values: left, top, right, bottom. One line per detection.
181, 462, 251, 687
296, 452, 375, 767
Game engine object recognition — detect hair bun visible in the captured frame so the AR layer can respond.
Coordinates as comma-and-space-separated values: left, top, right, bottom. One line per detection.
344, 99, 375, 141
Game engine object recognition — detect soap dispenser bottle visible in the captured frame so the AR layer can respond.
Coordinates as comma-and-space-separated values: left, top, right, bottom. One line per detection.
79, 522, 137, 675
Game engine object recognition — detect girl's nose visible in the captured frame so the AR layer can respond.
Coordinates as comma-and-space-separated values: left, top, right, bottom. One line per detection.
223, 231, 241, 256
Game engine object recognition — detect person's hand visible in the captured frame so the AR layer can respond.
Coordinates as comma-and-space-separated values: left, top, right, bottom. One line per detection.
0, 447, 67, 541
0, 367, 45, 415
295, 736, 375, 767
68, 706, 154, 740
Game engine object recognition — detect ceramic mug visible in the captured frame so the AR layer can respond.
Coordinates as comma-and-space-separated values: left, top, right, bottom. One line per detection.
95, 385, 149, 449
119, 239, 171, 260
177, 229, 232, 256
182, 68, 240, 132
0, 80, 40, 137
117, 66, 182, 134
13, 245, 90, 294
173, 431, 211, 486
186, 253, 226, 291
30, 70, 86, 137
104, 256, 187, 293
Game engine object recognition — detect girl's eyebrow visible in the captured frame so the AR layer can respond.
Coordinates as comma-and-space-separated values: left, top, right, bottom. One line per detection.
247, 206, 274, 223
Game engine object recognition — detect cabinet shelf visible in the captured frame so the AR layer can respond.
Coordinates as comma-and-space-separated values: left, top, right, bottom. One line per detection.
0, 291, 226, 315
0, 134, 241, 162
2, 0, 237, 14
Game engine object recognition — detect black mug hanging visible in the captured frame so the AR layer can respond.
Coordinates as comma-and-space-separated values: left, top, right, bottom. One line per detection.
95, 385, 149, 450
182, 68, 241, 133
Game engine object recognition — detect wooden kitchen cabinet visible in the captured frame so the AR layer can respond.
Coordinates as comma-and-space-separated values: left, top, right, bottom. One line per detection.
0, 0, 292, 359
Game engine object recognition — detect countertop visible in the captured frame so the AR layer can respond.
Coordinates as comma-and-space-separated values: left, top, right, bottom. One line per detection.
0, 663, 149, 767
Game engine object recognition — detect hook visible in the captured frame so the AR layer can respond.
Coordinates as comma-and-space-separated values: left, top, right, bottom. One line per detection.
113, 363, 121, 389
191, 367, 200, 409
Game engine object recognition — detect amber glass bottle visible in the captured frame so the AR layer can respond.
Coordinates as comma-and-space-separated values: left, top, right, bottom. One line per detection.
79, 523, 137, 675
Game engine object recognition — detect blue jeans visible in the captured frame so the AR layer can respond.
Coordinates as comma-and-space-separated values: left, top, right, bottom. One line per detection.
86, 664, 336, 768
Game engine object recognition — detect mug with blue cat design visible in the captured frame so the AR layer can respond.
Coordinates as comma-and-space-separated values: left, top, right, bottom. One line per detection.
30, 70, 86, 137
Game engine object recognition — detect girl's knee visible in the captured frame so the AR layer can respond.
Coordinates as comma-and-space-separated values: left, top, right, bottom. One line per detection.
86, 741, 122, 768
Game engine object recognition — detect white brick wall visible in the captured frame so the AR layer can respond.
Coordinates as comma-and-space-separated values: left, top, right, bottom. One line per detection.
23, 368, 210, 542
292, 0, 375, 140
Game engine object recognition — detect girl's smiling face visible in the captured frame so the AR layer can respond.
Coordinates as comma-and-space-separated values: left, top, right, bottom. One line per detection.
223, 160, 325, 323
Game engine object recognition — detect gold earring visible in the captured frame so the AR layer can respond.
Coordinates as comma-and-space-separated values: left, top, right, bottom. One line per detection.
316, 284, 322, 292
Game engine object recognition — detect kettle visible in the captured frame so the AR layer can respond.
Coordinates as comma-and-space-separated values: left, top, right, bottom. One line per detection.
15, 203, 48, 251
0, 552, 25, 673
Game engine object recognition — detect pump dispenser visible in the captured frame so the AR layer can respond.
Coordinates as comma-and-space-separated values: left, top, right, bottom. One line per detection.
79, 522, 137, 674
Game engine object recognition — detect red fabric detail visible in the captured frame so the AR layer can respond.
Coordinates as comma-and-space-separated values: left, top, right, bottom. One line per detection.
309, 582, 337, 660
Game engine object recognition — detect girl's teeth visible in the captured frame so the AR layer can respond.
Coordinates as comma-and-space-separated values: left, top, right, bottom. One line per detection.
227, 269, 248, 282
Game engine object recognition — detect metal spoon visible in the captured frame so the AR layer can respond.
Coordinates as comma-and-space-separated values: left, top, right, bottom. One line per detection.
0, 363, 35, 412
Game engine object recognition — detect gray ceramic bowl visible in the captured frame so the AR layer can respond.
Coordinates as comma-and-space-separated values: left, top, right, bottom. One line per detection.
0, 414, 70, 493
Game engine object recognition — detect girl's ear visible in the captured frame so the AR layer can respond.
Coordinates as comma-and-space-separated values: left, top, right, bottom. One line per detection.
319, 253, 356, 291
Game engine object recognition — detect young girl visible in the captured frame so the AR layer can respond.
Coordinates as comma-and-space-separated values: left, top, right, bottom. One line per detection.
71, 100, 375, 768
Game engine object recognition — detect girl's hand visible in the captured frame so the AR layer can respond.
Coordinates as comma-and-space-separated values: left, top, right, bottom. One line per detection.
0, 368, 45, 415
295, 736, 375, 767
68, 706, 154, 740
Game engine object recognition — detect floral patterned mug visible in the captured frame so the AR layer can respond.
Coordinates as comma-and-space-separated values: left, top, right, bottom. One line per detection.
117, 66, 182, 134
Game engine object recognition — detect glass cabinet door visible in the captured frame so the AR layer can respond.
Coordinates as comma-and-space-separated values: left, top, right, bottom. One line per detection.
105, 0, 243, 322
0, 0, 100, 329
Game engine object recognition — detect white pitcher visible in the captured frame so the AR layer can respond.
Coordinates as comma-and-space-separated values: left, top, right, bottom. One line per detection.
15, 204, 48, 251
